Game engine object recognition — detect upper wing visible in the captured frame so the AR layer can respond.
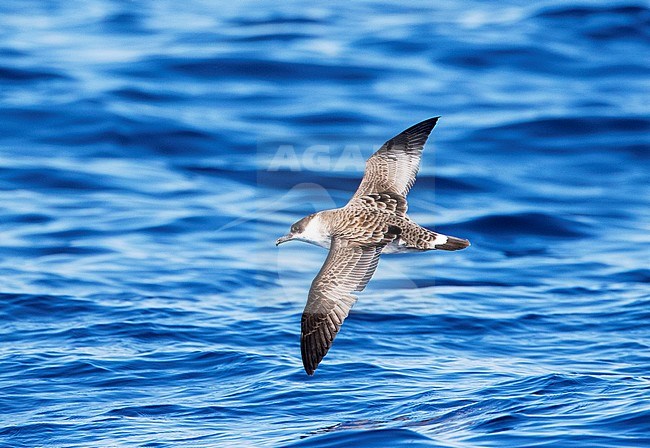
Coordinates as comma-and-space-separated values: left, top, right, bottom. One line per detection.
347, 191, 408, 218
300, 238, 383, 375
353, 117, 439, 199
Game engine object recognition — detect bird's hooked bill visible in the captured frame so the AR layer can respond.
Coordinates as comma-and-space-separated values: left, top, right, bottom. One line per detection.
276, 234, 293, 246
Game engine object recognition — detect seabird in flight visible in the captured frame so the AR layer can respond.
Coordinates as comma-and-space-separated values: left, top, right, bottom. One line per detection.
276, 117, 470, 375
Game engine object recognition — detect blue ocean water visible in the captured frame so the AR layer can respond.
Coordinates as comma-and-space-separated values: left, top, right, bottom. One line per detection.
1, 0, 649, 446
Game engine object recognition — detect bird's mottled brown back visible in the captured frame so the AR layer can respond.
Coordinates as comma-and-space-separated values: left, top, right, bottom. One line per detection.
328, 192, 406, 246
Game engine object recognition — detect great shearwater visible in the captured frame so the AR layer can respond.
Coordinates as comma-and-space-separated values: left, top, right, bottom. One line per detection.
276, 117, 470, 375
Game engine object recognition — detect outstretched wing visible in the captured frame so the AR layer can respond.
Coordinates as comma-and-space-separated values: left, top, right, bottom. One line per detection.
353, 117, 439, 199
301, 238, 383, 375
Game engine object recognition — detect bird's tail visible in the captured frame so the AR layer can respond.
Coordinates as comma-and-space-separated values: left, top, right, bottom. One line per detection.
429, 233, 470, 251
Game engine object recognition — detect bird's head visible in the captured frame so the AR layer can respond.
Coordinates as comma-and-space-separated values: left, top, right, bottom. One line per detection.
276, 214, 321, 246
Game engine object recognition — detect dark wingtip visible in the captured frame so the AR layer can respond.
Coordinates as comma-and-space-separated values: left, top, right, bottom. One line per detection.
300, 328, 320, 376
399, 117, 441, 145
301, 351, 317, 375
408, 116, 440, 132
379, 116, 442, 155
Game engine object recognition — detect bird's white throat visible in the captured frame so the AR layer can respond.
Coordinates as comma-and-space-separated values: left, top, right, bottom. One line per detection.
296, 214, 331, 248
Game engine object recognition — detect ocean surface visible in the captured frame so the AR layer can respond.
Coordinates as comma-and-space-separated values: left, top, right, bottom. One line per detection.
1, 1, 649, 447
